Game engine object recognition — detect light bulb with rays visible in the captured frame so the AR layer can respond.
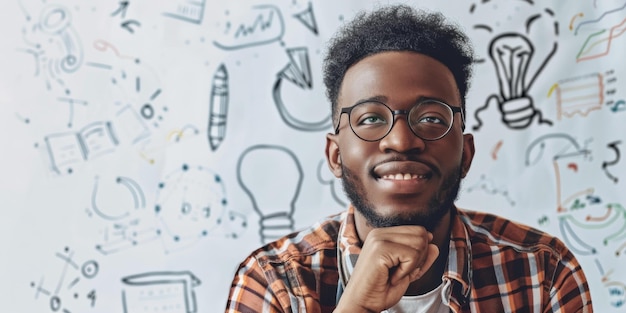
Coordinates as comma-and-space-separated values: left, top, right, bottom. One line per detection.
489, 33, 537, 129
471, 1, 558, 130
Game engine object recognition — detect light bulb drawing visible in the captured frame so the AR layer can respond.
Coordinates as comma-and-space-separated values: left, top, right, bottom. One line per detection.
237, 145, 303, 244
470, 1, 558, 130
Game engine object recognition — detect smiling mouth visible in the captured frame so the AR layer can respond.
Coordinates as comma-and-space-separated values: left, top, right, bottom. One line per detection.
380, 173, 430, 180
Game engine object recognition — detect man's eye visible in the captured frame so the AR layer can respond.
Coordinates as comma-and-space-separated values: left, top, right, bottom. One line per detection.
418, 116, 445, 124
417, 115, 448, 126
359, 115, 387, 125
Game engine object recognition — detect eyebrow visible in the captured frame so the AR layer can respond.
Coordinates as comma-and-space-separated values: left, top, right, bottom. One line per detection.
352, 95, 388, 105
352, 95, 457, 106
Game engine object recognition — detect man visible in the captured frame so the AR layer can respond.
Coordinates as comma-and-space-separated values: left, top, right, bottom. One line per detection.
225, 5, 592, 313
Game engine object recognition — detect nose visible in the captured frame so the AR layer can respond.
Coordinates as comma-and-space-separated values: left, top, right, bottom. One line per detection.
378, 115, 425, 153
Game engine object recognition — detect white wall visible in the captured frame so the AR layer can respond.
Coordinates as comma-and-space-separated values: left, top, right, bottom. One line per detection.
1, 0, 624, 312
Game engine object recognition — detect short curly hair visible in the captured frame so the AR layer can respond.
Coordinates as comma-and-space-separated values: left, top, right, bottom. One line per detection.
323, 4, 475, 125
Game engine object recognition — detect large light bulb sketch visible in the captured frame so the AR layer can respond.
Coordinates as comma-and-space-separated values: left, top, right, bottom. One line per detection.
471, 1, 558, 130
237, 145, 303, 244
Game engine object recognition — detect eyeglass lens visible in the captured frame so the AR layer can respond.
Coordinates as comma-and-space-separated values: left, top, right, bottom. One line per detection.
348, 101, 453, 141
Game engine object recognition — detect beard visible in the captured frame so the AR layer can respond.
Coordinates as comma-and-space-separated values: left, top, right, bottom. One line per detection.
341, 163, 462, 232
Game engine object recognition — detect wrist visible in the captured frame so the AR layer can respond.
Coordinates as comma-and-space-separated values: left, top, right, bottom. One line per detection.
334, 301, 377, 313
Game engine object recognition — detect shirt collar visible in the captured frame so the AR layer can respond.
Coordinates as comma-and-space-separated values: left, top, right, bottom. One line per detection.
337, 205, 360, 288
337, 206, 472, 302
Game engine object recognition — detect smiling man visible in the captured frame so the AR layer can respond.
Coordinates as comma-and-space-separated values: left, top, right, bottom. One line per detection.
225, 5, 592, 313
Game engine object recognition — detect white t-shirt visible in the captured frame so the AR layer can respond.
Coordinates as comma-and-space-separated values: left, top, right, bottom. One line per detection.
382, 280, 450, 313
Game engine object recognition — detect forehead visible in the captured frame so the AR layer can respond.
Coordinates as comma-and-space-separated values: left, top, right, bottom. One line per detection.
338, 51, 459, 107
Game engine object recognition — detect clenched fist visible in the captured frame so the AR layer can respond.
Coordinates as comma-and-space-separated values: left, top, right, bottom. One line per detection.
335, 225, 439, 312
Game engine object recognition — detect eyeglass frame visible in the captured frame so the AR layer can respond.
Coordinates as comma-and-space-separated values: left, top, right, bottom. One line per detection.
333, 99, 465, 142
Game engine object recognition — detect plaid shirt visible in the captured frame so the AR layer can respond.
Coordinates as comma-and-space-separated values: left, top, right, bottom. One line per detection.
225, 206, 593, 312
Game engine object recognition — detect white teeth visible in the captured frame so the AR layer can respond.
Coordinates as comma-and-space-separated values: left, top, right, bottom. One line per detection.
382, 173, 425, 180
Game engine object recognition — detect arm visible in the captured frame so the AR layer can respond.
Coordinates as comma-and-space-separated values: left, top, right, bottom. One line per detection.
545, 249, 593, 313
225, 257, 286, 313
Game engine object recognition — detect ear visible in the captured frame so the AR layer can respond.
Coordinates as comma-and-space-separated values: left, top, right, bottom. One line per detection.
325, 133, 343, 178
461, 133, 475, 178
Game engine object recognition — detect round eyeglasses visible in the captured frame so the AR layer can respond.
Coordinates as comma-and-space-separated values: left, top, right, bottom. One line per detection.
334, 99, 464, 142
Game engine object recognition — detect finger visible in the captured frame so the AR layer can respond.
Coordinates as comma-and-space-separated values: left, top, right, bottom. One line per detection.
387, 243, 436, 285
408, 244, 440, 282
366, 227, 431, 250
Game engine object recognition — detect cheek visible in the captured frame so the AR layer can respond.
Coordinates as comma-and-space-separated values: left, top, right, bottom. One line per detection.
433, 136, 465, 167
338, 138, 376, 171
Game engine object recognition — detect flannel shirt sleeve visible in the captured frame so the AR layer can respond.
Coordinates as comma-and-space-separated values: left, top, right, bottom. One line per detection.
545, 246, 593, 313
225, 255, 289, 313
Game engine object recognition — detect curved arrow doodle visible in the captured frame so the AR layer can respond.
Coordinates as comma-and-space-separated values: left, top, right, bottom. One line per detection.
602, 140, 621, 183
558, 216, 597, 255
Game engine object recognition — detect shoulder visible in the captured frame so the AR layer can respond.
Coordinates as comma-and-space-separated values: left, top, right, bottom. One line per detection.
227, 213, 344, 312
453, 208, 593, 311
456, 208, 570, 259
247, 212, 344, 266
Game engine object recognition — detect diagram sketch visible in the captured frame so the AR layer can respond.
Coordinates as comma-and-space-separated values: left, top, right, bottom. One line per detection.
44, 121, 118, 175
89, 40, 167, 129
604, 273, 626, 308
464, 174, 516, 206
31, 247, 99, 312
237, 145, 303, 244
547, 70, 617, 120
18, 3, 83, 94
2, 1, 625, 312
114, 105, 152, 145
154, 164, 230, 253
162, 0, 206, 24
110, 0, 141, 34
207, 63, 229, 151
558, 203, 626, 256
213, 4, 285, 50
89, 175, 161, 255
572, 2, 626, 62
272, 47, 332, 131
525, 133, 592, 212
293, 2, 318, 35
603, 141, 621, 183
121, 271, 201, 313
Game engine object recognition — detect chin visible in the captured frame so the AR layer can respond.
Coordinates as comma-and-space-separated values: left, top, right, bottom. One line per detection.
361, 205, 448, 230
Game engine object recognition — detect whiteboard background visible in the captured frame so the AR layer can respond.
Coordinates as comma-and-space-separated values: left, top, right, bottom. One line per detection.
1, 0, 624, 312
